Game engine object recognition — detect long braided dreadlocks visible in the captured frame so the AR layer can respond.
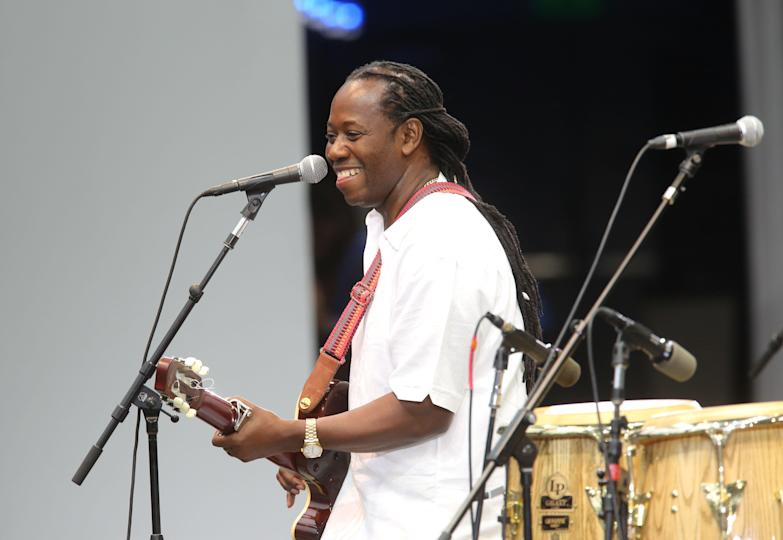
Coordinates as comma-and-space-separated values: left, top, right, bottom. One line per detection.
346, 61, 543, 389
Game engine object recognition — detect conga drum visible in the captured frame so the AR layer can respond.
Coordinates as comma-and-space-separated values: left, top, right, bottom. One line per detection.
504, 400, 701, 539
633, 402, 783, 539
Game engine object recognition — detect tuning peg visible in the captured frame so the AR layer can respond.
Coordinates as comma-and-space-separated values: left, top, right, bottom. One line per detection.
179, 401, 191, 413
185, 409, 197, 419
173, 397, 184, 409
183, 357, 195, 367
198, 365, 210, 377
191, 359, 203, 373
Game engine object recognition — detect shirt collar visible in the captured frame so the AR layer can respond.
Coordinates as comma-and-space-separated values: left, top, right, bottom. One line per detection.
365, 172, 448, 251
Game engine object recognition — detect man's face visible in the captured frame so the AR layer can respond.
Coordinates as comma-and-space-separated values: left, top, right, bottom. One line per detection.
325, 78, 406, 212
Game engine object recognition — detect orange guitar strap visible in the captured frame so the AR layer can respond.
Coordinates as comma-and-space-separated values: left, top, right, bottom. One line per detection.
297, 181, 476, 414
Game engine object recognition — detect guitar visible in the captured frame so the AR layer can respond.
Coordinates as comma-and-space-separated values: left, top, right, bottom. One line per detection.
154, 356, 350, 540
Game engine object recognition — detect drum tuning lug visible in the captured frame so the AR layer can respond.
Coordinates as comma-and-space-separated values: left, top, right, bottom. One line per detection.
629, 492, 652, 528
671, 489, 679, 498
585, 486, 604, 520
670, 504, 678, 513
502, 490, 522, 537
776, 489, 783, 503
702, 480, 746, 537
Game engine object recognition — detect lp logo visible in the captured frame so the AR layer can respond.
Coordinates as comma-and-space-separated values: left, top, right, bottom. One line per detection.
545, 473, 569, 499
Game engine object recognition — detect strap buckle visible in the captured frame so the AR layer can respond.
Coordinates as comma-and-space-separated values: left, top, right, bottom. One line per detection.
350, 281, 374, 307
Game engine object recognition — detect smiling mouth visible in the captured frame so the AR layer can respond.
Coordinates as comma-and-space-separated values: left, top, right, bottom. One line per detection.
335, 168, 362, 181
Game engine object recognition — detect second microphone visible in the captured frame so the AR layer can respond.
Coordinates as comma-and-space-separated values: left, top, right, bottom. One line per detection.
486, 313, 581, 387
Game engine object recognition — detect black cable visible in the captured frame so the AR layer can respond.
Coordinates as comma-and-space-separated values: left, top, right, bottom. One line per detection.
586, 316, 605, 435
531, 143, 651, 399
467, 313, 488, 535
126, 194, 203, 540
126, 410, 141, 540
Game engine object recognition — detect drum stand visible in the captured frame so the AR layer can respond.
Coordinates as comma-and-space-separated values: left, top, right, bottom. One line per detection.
599, 335, 631, 540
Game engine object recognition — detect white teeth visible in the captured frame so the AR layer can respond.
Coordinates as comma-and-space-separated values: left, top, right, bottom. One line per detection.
337, 168, 361, 179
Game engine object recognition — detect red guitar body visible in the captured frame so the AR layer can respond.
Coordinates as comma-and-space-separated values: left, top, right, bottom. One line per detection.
154, 357, 350, 540
268, 381, 350, 539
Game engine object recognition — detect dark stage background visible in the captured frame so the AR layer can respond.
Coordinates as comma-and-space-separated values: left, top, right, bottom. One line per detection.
305, 0, 747, 407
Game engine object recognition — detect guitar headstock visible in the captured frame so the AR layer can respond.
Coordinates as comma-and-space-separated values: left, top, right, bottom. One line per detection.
154, 356, 248, 433
154, 356, 211, 418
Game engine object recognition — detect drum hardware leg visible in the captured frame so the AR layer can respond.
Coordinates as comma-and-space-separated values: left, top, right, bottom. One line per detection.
627, 492, 651, 533
624, 444, 651, 538
701, 429, 745, 539
585, 481, 604, 519
501, 489, 522, 539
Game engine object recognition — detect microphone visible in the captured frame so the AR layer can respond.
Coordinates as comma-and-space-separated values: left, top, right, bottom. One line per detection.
648, 115, 764, 151
485, 313, 581, 387
203, 155, 328, 197
596, 307, 697, 382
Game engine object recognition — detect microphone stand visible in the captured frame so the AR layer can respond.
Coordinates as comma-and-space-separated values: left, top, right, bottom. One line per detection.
133, 386, 179, 540
748, 325, 783, 380
600, 336, 630, 540
472, 344, 509, 540
438, 149, 705, 539
72, 187, 275, 538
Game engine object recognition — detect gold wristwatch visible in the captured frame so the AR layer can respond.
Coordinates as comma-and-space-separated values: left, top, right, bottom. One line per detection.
301, 417, 323, 458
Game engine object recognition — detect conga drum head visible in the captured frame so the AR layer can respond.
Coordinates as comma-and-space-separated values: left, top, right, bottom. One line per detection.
533, 399, 702, 428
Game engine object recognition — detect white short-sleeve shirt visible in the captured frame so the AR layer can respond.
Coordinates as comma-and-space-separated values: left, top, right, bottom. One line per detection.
321, 177, 528, 540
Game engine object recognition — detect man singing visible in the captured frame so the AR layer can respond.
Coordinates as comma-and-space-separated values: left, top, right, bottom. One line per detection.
213, 61, 542, 539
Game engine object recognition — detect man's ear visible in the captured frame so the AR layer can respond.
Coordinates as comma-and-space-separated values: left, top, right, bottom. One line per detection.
399, 117, 425, 157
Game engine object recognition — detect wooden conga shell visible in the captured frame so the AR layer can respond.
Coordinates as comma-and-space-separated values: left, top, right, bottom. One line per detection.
505, 400, 701, 540
633, 402, 783, 540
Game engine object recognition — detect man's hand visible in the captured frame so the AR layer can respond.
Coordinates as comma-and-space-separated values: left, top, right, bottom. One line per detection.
211, 396, 300, 462
277, 468, 307, 508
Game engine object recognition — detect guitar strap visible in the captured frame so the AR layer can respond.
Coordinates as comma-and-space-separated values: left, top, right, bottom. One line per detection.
297, 181, 476, 414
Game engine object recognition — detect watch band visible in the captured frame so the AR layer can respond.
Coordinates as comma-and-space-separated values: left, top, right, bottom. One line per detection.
304, 417, 319, 444
302, 417, 323, 458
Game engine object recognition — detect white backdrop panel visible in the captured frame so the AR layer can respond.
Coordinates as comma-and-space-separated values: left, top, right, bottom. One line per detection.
0, 1, 316, 538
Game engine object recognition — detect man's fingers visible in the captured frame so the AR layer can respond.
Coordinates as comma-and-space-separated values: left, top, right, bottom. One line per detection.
286, 492, 295, 508
212, 431, 228, 447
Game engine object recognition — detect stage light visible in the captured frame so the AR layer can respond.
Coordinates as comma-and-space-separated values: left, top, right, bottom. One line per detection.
334, 3, 363, 31
294, 0, 364, 39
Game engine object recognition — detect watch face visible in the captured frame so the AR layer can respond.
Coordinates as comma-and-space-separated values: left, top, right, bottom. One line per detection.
303, 444, 323, 459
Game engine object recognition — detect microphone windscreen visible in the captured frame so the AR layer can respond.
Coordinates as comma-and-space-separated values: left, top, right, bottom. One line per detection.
300, 155, 328, 184
653, 341, 697, 382
553, 356, 581, 388
738, 115, 764, 147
